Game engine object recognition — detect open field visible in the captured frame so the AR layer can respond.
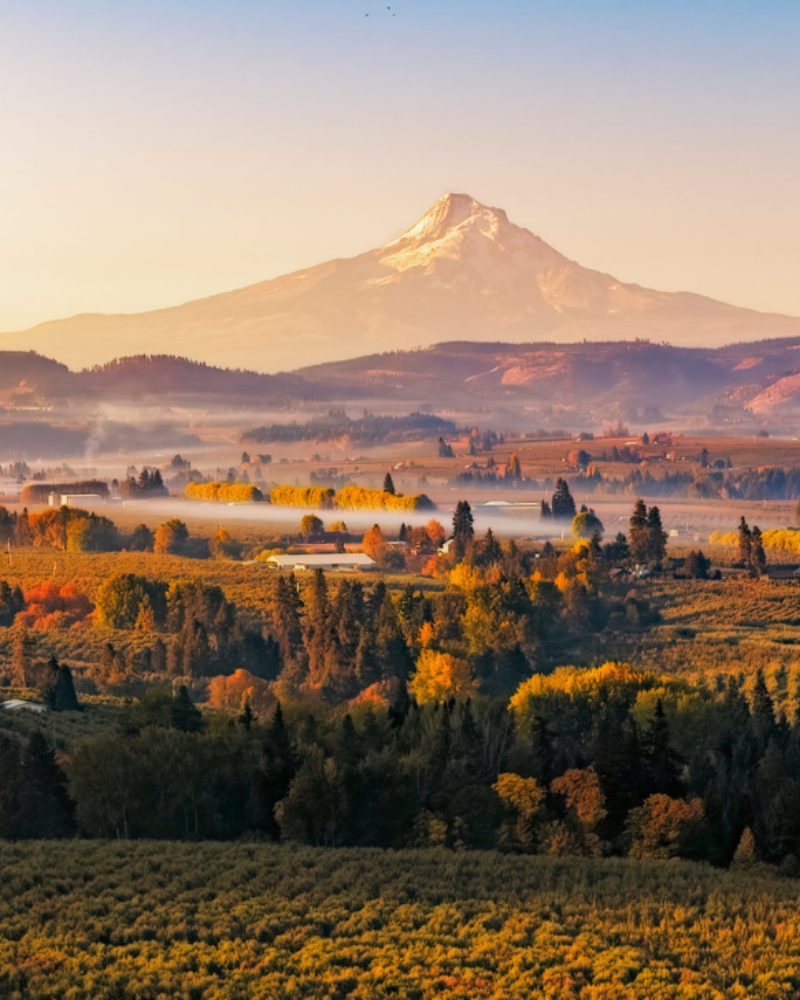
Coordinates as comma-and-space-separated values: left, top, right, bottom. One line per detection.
1, 842, 798, 1000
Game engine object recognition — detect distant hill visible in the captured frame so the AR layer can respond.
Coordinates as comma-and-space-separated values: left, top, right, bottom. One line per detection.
297, 337, 800, 418
0, 352, 342, 405
0, 351, 71, 393
75, 355, 336, 402
5, 193, 800, 371
6, 338, 800, 427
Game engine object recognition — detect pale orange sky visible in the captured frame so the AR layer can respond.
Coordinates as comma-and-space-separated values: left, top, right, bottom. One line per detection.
2, 0, 799, 333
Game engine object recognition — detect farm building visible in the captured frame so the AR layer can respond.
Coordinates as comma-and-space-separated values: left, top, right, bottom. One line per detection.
266, 553, 376, 572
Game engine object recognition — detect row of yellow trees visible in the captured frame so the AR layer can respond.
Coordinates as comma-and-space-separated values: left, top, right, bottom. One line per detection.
336, 485, 434, 512
710, 527, 800, 556
187, 482, 433, 511
185, 482, 264, 503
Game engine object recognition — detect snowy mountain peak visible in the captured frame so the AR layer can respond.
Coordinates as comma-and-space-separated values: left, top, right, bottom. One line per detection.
381, 192, 566, 276
8, 194, 800, 373
390, 193, 511, 246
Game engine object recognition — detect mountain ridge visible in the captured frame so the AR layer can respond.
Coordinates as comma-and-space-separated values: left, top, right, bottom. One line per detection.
4, 193, 800, 371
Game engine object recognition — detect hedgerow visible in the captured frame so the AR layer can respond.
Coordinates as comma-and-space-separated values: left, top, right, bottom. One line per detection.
185, 482, 264, 503
269, 485, 336, 509
336, 486, 435, 512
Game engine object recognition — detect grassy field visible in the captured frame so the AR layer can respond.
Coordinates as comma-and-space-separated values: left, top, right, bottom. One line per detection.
0, 842, 798, 999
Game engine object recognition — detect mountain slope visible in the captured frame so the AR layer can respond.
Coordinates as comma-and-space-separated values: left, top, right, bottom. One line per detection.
5, 194, 800, 371
298, 337, 800, 416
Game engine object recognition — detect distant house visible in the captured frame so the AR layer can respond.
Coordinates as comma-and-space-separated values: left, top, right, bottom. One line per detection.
759, 565, 800, 582
266, 553, 376, 572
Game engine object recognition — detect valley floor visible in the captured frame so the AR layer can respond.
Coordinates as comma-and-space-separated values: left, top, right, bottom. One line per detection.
1, 841, 797, 999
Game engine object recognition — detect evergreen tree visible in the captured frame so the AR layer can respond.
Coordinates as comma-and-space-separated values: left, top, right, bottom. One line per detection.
383, 473, 396, 495
171, 685, 204, 732
452, 501, 474, 559
530, 716, 556, 785
738, 517, 752, 565
273, 573, 305, 664
11, 625, 33, 688
551, 479, 576, 520
44, 660, 80, 712
750, 526, 766, 576
482, 528, 502, 565
685, 549, 711, 579
642, 700, 683, 796
304, 570, 332, 687
646, 506, 667, 564
629, 499, 649, 563
18, 732, 74, 838
239, 697, 254, 730
437, 437, 454, 459
751, 669, 776, 746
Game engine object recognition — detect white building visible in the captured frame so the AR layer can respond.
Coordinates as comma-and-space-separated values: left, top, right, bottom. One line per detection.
49, 493, 104, 508
266, 553, 376, 572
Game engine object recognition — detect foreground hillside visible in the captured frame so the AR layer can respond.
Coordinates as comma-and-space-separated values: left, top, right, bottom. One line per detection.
1, 842, 796, 1000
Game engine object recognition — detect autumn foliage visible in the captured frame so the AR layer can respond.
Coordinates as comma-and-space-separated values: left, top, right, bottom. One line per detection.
336, 485, 434, 512
186, 482, 264, 503
15, 582, 93, 630
269, 485, 336, 509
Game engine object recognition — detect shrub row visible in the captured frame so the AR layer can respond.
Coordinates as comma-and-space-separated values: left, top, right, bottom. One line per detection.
269, 485, 336, 509
185, 482, 263, 503
335, 486, 435, 512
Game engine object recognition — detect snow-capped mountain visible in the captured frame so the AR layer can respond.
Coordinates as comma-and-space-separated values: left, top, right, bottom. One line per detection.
6, 193, 800, 372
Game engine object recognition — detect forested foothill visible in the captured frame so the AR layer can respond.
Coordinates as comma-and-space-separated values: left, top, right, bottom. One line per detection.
1, 485, 800, 882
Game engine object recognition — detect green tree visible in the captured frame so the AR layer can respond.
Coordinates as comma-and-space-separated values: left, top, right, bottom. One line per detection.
96, 574, 168, 629
383, 472, 396, 495
300, 514, 324, 537
572, 510, 604, 540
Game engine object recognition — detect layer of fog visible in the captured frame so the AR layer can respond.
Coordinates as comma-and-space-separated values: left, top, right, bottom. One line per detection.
115, 497, 749, 543
119, 498, 569, 541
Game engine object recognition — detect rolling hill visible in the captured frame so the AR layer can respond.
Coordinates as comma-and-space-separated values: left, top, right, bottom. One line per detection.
297, 337, 800, 418
5, 194, 800, 372
5, 337, 800, 433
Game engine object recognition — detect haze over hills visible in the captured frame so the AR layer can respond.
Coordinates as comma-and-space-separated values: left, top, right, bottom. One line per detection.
6, 339, 800, 430
298, 337, 800, 420
5, 194, 800, 372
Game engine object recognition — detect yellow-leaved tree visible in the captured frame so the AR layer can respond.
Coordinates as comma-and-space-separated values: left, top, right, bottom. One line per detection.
409, 649, 476, 704
493, 772, 545, 849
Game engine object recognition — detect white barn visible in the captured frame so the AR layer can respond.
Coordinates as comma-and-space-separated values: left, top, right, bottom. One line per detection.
266, 553, 376, 572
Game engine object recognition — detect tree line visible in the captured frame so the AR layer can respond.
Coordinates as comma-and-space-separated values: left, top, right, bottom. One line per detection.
4, 661, 800, 873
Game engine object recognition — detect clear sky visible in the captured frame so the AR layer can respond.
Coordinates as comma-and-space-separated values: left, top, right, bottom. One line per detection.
2, 0, 799, 330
